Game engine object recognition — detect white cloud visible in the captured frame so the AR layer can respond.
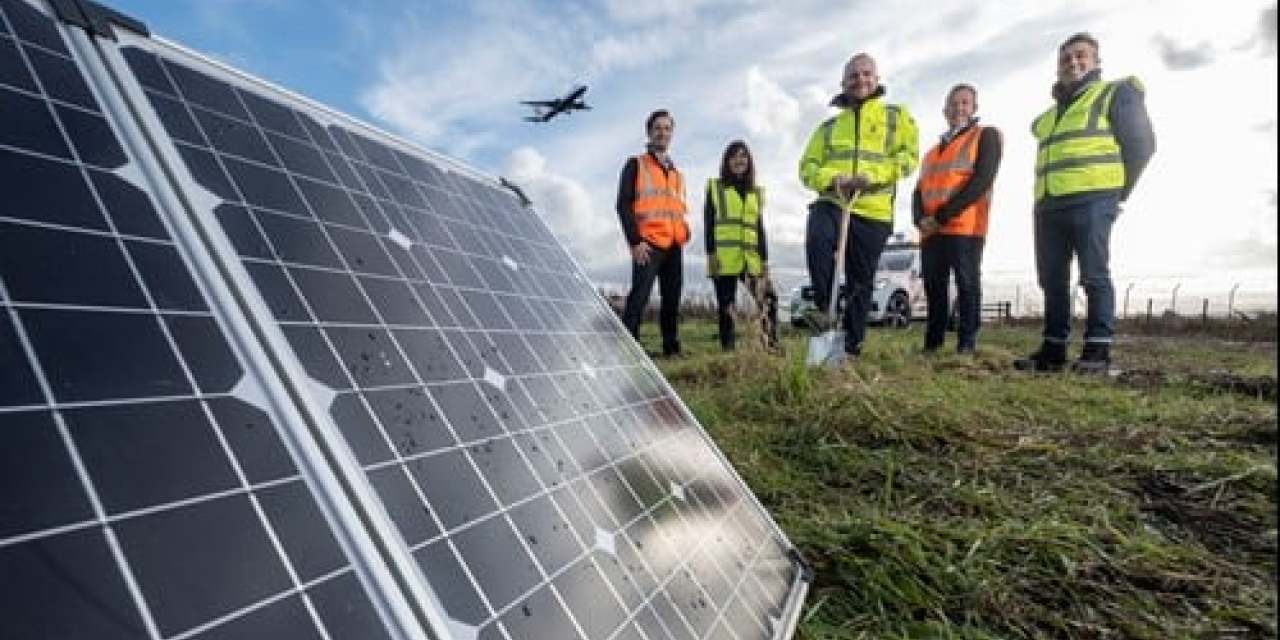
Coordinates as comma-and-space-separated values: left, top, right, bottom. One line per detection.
502, 147, 618, 272
352, 0, 1277, 298
740, 66, 801, 140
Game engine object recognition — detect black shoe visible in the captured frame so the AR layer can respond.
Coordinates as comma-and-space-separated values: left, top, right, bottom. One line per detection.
921, 344, 941, 355
1071, 343, 1111, 374
1013, 342, 1066, 372
957, 343, 976, 355
662, 340, 682, 357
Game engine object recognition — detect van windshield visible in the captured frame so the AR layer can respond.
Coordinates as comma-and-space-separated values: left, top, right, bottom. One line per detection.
878, 252, 913, 272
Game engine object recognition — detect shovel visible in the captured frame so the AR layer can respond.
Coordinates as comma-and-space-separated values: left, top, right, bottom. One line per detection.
806, 189, 861, 367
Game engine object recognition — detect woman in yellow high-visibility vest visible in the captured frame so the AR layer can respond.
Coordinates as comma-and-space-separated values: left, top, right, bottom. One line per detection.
705, 140, 778, 351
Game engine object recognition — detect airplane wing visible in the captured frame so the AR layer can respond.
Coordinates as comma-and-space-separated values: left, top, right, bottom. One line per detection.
520, 100, 559, 107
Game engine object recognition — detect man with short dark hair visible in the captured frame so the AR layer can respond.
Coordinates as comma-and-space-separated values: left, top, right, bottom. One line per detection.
913, 83, 1003, 354
799, 52, 919, 362
617, 109, 689, 357
1015, 32, 1156, 373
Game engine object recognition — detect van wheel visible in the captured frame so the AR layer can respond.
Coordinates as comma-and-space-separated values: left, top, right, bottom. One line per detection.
886, 291, 911, 328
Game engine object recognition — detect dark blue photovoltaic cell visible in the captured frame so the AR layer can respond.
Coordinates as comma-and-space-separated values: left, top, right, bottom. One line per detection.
112, 493, 294, 636
64, 400, 241, 514
0, 526, 149, 640
0, 37, 37, 91
0, 0, 67, 55
0, 411, 93, 538
0, 85, 72, 158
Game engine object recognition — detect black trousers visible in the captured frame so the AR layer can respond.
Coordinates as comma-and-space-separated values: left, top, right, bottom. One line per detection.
805, 200, 892, 353
713, 273, 778, 350
621, 244, 682, 354
922, 234, 984, 350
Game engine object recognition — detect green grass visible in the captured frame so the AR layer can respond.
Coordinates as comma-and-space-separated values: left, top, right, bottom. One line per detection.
640, 320, 1277, 639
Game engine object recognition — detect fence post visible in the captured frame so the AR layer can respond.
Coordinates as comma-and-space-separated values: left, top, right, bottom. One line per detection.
1229, 282, 1241, 318
1170, 283, 1181, 316
1123, 282, 1135, 319
1146, 298, 1153, 323
1202, 298, 1209, 325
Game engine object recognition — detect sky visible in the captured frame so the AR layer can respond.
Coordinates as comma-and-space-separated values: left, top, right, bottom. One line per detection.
112, 0, 1278, 311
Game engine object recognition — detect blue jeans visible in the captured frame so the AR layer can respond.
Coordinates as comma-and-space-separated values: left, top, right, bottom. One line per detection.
1034, 196, 1118, 346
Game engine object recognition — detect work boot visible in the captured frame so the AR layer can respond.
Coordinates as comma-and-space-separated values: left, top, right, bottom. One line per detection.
1071, 343, 1111, 375
1013, 341, 1066, 372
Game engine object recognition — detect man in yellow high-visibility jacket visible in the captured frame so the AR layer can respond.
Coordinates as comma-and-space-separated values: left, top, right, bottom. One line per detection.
798, 52, 918, 361
1015, 33, 1155, 373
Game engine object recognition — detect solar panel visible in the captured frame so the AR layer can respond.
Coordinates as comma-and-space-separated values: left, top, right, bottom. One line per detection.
0, 1, 810, 639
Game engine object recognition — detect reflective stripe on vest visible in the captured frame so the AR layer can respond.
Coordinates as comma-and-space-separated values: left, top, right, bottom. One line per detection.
1032, 80, 1127, 201
918, 124, 992, 237
709, 178, 763, 276
633, 154, 688, 248
815, 102, 901, 221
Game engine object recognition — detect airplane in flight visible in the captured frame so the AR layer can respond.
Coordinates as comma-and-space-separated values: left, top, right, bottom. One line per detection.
521, 84, 590, 122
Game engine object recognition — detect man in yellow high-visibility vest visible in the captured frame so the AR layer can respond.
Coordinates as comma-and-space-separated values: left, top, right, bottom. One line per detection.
1015, 33, 1155, 373
798, 52, 919, 361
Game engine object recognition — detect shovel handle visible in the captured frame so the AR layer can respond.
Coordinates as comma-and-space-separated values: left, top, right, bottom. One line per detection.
826, 190, 861, 319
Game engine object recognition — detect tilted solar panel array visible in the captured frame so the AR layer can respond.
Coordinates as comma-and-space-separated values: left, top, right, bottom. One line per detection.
0, 2, 809, 639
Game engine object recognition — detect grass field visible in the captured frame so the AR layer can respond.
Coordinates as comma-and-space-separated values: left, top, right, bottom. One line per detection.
638, 319, 1277, 639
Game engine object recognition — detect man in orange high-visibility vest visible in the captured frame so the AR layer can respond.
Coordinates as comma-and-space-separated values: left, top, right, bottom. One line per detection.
616, 109, 690, 357
912, 83, 1003, 354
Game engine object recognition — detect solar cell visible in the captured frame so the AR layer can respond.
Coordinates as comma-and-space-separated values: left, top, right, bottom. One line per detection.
0, 1, 809, 638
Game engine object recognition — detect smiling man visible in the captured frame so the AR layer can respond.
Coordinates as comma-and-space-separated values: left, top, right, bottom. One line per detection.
617, 109, 689, 357
913, 83, 1003, 355
799, 52, 919, 362
1015, 33, 1157, 374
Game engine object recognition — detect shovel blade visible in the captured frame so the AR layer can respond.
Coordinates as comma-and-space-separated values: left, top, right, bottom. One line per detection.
806, 330, 845, 367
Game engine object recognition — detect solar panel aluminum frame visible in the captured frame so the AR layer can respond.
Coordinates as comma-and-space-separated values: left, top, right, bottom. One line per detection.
76, 12, 810, 640
56, 14, 437, 640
